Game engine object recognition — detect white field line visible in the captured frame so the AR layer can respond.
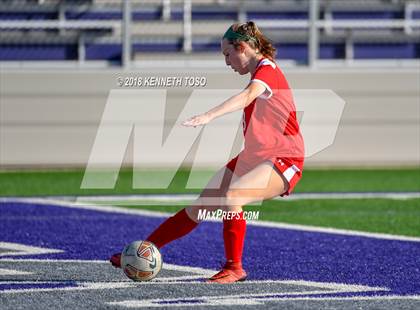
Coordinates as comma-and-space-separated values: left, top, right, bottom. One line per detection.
0, 242, 64, 257
0, 259, 215, 277
0, 281, 387, 296
0, 278, 383, 293
2, 192, 420, 204
284, 192, 420, 200
254, 295, 420, 302
0, 268, 33, 276
0, 258, 111, 263
1, 197, 419, 242
246, 220, 420, 242
110, 298, 264, 307
161, 263, 215, 276
0, 282, 375, 295
108, 294, 420, 308
0, 259, 388, 295
0, 197, 171, 218
153, 275, 208, 282
10, 274, 369, 292
30, 192, 420, 202
278, 280, 385, 292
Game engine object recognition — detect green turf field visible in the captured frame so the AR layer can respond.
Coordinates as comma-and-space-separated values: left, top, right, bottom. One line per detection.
1, 168, 419, 237
1, 168, 419, 196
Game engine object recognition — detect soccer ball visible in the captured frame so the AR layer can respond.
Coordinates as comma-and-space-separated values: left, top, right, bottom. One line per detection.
121, 240, 162, 281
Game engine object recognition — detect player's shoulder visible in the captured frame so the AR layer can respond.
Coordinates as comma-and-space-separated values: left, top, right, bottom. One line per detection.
258, 58, 277, 70
254, 58, 278, 77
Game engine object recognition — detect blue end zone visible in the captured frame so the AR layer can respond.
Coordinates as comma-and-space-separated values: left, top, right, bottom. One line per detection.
0, 201, 419, 296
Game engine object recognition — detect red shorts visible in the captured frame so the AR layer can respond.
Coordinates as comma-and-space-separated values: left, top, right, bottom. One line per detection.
226, 156, 303, 196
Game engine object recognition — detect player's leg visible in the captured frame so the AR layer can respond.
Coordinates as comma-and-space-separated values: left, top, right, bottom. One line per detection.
208, 161, 289, 283
222, 161, 289, 264
146, 166, 235, 248
225, 161, 289, 208
184, 167, 237, 221
110, 167, 236, 268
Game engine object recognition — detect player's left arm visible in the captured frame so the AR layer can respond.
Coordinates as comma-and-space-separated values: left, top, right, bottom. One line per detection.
182, 81, 266, 127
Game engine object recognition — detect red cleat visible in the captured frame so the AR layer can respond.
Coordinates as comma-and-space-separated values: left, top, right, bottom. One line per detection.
206, 262, 247, 284
110, 253, 121, 268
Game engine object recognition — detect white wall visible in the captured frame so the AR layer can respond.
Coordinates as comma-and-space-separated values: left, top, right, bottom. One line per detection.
0, 68, 419, 168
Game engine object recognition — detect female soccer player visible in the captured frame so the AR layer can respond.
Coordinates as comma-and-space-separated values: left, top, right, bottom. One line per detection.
111, 21, 304, 284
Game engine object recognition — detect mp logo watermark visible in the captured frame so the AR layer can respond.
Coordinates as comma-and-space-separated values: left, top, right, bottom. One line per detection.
80, 88, 345, 206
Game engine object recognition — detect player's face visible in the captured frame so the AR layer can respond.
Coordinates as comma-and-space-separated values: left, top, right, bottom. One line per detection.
221, 39, 250, 75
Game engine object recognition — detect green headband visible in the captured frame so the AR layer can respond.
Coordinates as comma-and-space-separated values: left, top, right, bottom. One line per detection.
223, 26, 256, 42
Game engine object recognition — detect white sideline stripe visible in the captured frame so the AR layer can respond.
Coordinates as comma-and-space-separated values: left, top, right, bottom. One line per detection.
279, 280, 386, 292
3, 192, 420, 203
80, 192, 419, 200
112, 299, 262, 307
0, 268, 33, 276
259, 295, 420, 302
0, 259, 388, 296
0, 284, 350, 295
1, 197, 420, 242
92, 280, 384, 292
0, 242, 64, 257
0, 281, 386, 296
0, 258, 215, 277
161, 263, 215, 276
10, 192, 419, 202
0, 274, 386, 294
284, 192, 420, 200
108, 291, 411, 308
154, 275, 208, 282
0, 197, 171, 218
0, 259, 111, 263
246, 221, 420, 242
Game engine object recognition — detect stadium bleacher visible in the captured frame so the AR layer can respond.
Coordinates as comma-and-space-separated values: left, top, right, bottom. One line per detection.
0, 0, 419, 64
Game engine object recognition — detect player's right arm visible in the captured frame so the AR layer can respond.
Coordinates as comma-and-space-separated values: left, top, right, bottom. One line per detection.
182, 81, 266, 127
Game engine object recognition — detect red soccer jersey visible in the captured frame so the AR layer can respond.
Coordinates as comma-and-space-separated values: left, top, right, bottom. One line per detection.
239, 58, 304, 170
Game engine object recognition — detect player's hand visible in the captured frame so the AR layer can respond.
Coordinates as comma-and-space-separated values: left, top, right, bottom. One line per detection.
182, 113, 212, 127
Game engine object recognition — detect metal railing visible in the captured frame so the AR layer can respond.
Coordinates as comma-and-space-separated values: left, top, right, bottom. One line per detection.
0, 0, 419, 68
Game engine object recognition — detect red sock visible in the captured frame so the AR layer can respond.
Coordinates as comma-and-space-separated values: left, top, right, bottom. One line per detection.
146, 208, 198, 249
223, 211, 246, 269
